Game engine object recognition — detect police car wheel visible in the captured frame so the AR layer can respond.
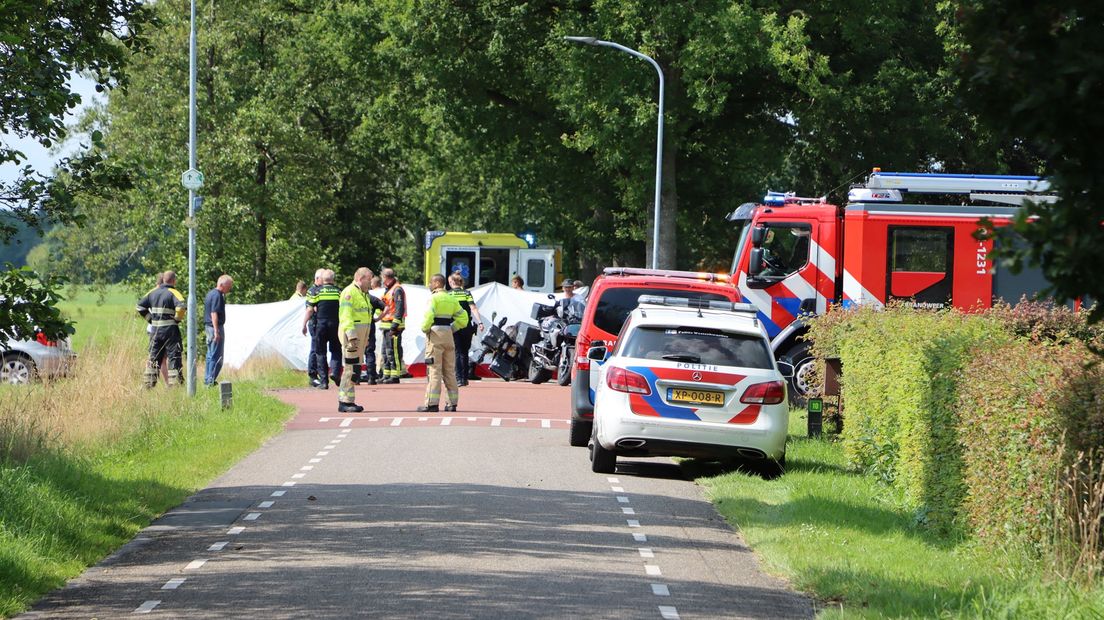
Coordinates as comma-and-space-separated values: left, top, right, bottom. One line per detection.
590, 437, 616, 474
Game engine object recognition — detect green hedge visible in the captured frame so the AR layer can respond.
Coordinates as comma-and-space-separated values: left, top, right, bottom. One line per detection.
808, 305, 1009, 533
957, 339, 1104, 549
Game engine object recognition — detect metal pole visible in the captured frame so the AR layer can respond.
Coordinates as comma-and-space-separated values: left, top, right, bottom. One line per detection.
186, 0, 197, 396
564, 37, 665, 269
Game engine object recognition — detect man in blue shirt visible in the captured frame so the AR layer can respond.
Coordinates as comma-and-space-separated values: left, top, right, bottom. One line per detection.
204, 274, 234, 386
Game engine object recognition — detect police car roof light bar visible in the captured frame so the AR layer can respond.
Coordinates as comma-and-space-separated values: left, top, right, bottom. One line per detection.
603, 267, 731, 283
637, 295, 758, 315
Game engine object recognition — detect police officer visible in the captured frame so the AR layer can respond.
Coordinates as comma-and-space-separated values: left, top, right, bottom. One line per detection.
303, 269, 343, 389
447, 272, 482, 386
302, 268, 324, 387
337, 268, 381, 412
378, 267, 408, 383
418, 273, 468, 412
136, 270, 187, 388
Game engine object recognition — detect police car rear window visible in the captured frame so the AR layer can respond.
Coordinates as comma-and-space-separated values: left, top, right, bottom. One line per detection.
620, 326, 773, 369
592, 288, 730, 335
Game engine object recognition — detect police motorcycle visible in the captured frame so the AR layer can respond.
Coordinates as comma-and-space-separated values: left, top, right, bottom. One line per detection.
475, 312, 540, 381
527, 297, 583, 386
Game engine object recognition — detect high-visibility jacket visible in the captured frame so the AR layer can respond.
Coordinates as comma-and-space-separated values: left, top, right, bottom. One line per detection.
137, 284, 186, 330
307, 283, 342, 322
448, 287, 477, 333
338, 283, 374, 337
380, 282, 407, 327
421, 289, 469, 332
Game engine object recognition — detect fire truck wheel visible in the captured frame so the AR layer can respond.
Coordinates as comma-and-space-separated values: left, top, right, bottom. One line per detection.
784, 342, 815, 407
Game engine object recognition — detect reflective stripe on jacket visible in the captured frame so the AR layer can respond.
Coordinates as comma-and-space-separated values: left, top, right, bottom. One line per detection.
137, 284, 186, 329
421, 290, 469, 332
380, 283, 407, 326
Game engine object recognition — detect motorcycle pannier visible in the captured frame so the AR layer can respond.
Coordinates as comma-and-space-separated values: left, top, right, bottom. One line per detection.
515, 321, 542, 349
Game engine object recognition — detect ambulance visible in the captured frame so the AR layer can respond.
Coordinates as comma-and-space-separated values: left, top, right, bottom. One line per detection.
423, 231, 562, 293
728, 170, 1058, 401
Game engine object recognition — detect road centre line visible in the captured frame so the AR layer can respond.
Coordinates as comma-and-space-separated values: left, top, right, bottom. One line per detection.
162, 578, 186, 590
634, 533, 648, 542
607, 477, 620, 483
208, 541, 228, 551
645, 564, 662, 576
271, 490, 286, 497
291, 473, 305, 479
659, 605, 680, 619
622, 507, 636, 515
258, 501, 274, 508
542, 419, 551, 428
300, 466, 313, 471
627, 520, 641, 528
517, 418, 527, 423
612, 486, 625, 493
184, 559, 207, 571
227, 527, 245, 535
651, 584, 670, 596
468, 417, 477, 421
316, 451, 329, 456
134, 600, 161, 614
390, 418, 403, 427
369, 418, 379, 422
244, 513, 261, 521
441, 417, 452, 426
617, 496, 630, 503
309, 458, 321, 463
324, 445, 337, 450
418, 417, 428, 422
331, 439, 342, 443
339, 418, 353, 427
491, 418, 501, 426
639, 548, 655, 558
282, 481, 297, 487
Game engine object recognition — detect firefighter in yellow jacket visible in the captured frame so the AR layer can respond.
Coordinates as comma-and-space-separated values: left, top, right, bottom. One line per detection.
337, 267, 382, 412
417, 273, 468, 412
136, 270, 187, 388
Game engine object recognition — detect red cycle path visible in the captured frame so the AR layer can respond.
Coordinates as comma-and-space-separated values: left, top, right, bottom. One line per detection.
276, 378, 573, 430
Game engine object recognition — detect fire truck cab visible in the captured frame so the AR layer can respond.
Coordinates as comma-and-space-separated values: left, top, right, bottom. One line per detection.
728, 170, 1057, 401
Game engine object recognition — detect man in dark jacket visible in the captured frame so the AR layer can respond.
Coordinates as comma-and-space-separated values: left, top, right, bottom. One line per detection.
136, 270, 187, 388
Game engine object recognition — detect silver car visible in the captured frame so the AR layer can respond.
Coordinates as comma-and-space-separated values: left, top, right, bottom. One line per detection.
1, 334, 76, 384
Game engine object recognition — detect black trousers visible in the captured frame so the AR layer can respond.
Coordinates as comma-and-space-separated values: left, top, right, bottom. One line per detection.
307, 320, 320, 379
361, 324, 377, 378
313, 319, 342, 383
145, 327, 183, 387
454, 328, 474, 383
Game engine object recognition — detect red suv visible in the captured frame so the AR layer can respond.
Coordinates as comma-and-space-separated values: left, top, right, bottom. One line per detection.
569, 268, 741, 446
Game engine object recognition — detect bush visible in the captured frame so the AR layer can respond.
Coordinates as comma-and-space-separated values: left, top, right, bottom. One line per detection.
808, 303, 1009, 533
958, 338, 1104, 561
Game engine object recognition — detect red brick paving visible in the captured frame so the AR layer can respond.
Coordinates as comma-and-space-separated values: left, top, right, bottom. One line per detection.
275, 378, 572, 430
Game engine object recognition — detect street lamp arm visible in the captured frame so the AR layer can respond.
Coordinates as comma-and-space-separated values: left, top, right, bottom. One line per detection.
564, 36, 666, 269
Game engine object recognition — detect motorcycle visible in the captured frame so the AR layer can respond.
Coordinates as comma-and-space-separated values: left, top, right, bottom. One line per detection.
475, 313, 540, 381
527, 298, 583, 386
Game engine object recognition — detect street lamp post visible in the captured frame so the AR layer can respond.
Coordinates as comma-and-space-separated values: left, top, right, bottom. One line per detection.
564, 36, 665, 270
184, 0, 199, 396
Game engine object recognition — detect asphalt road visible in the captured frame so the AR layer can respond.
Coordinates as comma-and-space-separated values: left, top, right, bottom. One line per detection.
21, 379, 811, 619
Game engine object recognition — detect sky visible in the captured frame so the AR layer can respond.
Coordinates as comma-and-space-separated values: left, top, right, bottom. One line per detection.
0, 73, 104, 185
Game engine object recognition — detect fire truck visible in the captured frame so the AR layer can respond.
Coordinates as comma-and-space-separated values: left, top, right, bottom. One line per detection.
727, 170, 1057, 400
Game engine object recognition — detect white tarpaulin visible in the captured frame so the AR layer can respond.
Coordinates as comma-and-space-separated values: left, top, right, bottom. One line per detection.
222, 282, 587, 373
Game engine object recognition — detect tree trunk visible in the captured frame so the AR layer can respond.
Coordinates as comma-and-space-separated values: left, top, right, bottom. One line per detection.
255, 156, 268, 285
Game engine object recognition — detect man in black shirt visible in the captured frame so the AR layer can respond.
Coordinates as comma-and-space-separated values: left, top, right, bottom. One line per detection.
204, 274, 234, 387
137, 270, 186, 388
303, 268, 343, 389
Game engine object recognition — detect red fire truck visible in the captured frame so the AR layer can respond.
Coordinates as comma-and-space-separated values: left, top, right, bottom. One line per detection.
728, 170, 1057, 400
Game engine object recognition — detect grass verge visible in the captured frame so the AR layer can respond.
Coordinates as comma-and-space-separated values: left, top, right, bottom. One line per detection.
688, 413, 1104, 618
0, 321, 296, 619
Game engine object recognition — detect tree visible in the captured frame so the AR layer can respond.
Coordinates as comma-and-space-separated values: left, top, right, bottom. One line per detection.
0, 0, 151, 242
948, 0, 1104, 319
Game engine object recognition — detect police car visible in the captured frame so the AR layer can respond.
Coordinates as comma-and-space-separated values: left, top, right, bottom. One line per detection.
587, 296, 792, 476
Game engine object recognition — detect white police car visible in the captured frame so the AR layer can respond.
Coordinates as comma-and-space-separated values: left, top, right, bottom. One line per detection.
587, 296, 791, 476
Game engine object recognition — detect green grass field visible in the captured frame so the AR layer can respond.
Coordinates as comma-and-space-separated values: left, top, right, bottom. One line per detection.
690, 413, 1104, 618
57, 284, 144, 351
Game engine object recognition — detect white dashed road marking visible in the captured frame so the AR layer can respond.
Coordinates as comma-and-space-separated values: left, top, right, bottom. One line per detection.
184, 559, 207, 571
659, 605, 680, 619
627, 520, 641, 528
291, 473, 305, 479
491, 418, 502, 426
617, 496, 630, 503
391, 418, 403, 427
162, 578, 186, 590
282, 481, 296, 487
208, 541, 228, 551
639, 548, 655, 558
612, 486, 625, 493
607, 477, 620, 483
634, 533, 648, 542
316, 451, 329, 456
271, 490, 286, 497
441, 417, 452, 426
339, 418, 353, 427
309, 458, 321, 464
300, 466, 313, 471
258, 501, 274, 508
651, 584, 670, 596
324, 445, 337, 450
622, 507, 636, 515
541, 419, 551, 429
244, 513, 261, 521
645, 564, 662, 576
227, 527, 245, 535
134, 600, 161, 614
